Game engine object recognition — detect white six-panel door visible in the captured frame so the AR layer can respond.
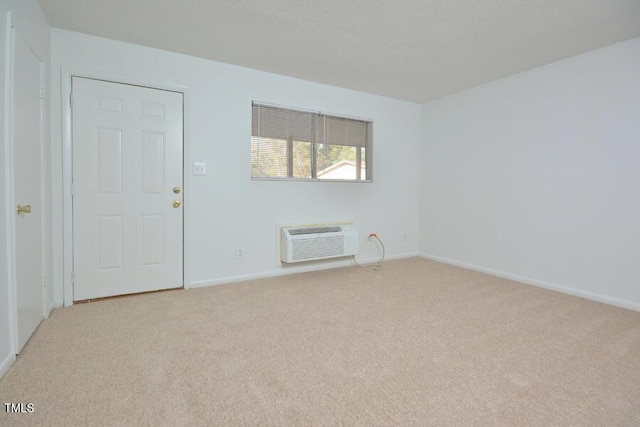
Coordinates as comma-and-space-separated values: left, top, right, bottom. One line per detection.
71, 77, 183, 301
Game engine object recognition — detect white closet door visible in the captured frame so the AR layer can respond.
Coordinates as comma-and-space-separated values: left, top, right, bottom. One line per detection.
13, 28, 44, 351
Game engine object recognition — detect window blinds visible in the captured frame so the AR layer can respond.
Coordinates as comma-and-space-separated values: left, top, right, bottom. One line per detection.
251, 104, 315, 143
251, 102, 372, 180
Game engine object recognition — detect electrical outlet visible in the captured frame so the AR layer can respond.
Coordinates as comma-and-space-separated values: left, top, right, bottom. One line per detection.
235, 247, 244, 259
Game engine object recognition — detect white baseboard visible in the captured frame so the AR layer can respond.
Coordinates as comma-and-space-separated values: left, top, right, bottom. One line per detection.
190, 252, 418, 289
46, 300, 58, 318
419, 253, 640, 312
0, 351, 16, 380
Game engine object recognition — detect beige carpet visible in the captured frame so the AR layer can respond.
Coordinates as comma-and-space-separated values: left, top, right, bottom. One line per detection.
1, 258, 639, 426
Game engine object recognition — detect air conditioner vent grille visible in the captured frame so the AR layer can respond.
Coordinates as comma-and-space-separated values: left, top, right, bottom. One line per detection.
280, 224, 359, 263
292, 236, 344, 261
289, 226, 341, 235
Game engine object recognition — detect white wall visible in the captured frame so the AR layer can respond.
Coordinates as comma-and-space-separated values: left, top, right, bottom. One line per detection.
420, 37, 640, 310
0, 0, 51, 378
50, 29, 421, 304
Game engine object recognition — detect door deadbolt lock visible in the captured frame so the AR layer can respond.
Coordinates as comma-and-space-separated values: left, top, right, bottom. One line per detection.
173, 187, 181, 194
16, 204, 32, 215
173, 200, 181, 208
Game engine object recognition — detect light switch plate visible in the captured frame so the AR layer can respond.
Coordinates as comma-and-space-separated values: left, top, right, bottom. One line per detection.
192, 162, 207, 176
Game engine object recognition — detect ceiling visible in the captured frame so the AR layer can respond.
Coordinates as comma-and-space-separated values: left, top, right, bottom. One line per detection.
38, 0, 640, 103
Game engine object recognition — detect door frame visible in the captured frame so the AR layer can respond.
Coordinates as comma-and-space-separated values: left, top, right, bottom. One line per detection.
6, 18, 47, 352
60, 69, 191, 306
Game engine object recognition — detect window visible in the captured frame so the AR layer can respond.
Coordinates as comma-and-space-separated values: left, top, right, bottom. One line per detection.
251, 102, 372, 181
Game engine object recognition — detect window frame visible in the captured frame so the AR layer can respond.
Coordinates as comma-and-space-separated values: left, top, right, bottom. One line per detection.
251, 102, 373, 183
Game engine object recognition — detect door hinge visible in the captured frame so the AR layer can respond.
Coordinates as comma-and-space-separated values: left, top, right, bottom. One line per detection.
42, 275, 47, 288
69, 93, 73, 108
40, 87, 45, 99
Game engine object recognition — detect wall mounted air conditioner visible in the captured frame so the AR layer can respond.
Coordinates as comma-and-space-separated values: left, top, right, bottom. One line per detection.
281, 225, 359, 263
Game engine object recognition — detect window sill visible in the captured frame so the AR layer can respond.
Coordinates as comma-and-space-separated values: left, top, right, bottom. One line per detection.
251, 177, 373, 183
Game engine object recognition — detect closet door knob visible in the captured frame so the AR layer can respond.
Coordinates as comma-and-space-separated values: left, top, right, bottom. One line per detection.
16, 204, 32, 215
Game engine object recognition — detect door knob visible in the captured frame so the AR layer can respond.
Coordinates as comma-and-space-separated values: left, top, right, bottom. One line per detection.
173, 187, 181, 194
16, 204, 32, 215
173, 201, 181, 208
